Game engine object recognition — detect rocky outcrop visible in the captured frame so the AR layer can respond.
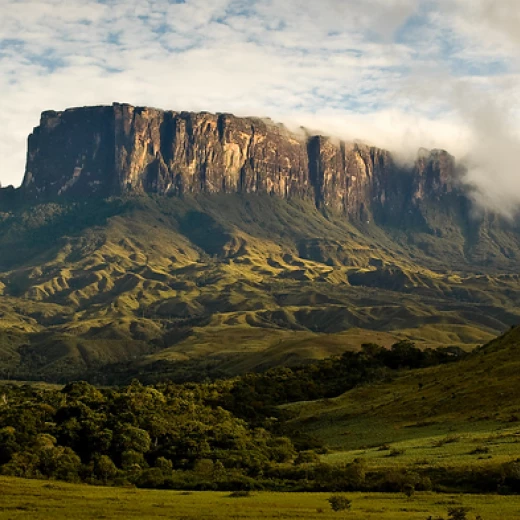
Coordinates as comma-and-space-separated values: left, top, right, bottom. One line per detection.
21, 103, 457, 220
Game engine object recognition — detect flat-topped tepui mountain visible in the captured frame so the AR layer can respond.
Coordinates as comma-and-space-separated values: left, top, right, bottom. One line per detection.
0, 103, 520, 383
21, 103, 455, 220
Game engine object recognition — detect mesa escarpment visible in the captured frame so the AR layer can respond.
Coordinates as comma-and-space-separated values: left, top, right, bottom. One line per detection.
21, 103, 457, 219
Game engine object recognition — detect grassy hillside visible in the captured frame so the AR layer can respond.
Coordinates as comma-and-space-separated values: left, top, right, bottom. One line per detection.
0, 194, 518, 382
287, 326, 520, 480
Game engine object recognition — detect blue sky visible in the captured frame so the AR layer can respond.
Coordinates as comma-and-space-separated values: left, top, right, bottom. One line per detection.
1, 0, 519, 213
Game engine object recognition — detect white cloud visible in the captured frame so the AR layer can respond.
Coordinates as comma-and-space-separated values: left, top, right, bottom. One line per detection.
438, 0, 520, 55
0, 0, 519, 216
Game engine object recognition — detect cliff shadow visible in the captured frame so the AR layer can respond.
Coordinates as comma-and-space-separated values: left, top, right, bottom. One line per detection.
178, 210, 234, 257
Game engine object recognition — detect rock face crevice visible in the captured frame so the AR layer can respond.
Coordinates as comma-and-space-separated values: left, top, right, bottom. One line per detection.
21, 103, 457, 220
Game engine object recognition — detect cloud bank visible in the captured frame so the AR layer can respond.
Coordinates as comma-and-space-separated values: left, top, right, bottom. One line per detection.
0, 0, 519, 214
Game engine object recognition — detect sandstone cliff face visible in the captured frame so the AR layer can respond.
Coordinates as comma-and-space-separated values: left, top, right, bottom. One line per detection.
112, 104, 312, 200
412, 148, 456, 202
21, 103, 457, 220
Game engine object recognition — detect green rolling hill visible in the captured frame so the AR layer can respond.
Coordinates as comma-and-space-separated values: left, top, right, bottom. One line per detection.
0, 192, 517, 383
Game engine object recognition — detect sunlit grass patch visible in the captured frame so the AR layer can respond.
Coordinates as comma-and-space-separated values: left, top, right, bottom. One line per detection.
1, 477, 520, 520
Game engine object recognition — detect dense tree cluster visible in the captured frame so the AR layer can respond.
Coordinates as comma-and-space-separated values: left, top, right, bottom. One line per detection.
94, 340, 466, 388
0, 380, 296, 488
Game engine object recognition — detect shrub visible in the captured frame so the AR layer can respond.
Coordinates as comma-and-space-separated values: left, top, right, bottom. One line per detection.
433, 435, 460, 448
403, 483, 415, 498
121, 450, 146, 471
94, 455, 118, 484
418, 476, 433, 492
328, 494, 352, 512
155, 456, 173, 473
447, 507, 469, 520
295, 450, 320, 465
470, 446, 490, 455
136, 468, 165, 488
388, 447, 406, 457
193, 458, 214, 476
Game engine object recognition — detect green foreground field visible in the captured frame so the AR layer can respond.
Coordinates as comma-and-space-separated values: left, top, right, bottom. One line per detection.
0, 477, 518, 520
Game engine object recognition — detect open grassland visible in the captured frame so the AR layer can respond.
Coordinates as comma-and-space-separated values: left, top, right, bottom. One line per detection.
1, 477, 519, 520
150, 323, 495, 367
322, 423, 520, 472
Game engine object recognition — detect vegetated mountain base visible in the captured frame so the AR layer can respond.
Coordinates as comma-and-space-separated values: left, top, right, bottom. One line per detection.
0, 343, 465, 491
0, 193, 518, 383
2, 328, 520, 498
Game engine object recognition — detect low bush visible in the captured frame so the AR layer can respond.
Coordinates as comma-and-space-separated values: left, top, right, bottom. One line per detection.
328, 494, 352, 512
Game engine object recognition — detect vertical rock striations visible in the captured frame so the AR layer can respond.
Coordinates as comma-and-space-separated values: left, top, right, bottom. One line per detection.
111, 104, 312, 200
21, 103, 458, 220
